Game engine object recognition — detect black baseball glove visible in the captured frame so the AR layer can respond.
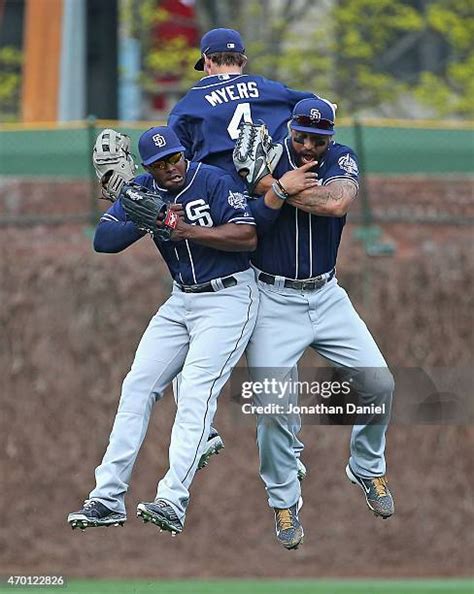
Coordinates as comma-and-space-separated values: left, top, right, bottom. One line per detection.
119, 183, 179, 241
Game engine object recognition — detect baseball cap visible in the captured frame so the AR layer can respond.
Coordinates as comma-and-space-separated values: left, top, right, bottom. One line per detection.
194, 28, 245, 71
290, 97, 337, 136
138, 127, 185, 166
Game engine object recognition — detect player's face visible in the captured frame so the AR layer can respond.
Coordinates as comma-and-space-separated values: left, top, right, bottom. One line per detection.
290, 130, 331, 165
146, 153, 186, 190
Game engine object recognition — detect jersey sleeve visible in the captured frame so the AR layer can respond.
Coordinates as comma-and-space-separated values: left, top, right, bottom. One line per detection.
93, 199, 145, 253
248, 196, 281, 237
207, 173, 256, 226
168, 111, 194, 161
323, 148, 360, 190
285, 87, 318, 107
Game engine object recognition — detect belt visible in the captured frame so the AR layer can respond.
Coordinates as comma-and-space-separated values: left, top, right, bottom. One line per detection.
177, 275, 238, 293
258, 269, 335, 291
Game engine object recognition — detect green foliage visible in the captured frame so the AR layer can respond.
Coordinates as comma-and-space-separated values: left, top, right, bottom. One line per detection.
327, 0, 422, 113
0, 46, 22, 122
123, 0, 200, 96
132, 0, 472, 118
413, 0, 474, 116
142, 37, 199, 92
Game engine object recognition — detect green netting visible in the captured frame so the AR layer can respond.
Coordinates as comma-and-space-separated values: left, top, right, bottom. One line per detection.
0, 123, 472, 177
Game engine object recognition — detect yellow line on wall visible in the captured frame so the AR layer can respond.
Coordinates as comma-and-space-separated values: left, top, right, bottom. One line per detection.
1, 118, 473, 132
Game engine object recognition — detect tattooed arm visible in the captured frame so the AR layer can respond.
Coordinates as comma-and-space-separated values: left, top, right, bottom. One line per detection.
286, 179, 358, 217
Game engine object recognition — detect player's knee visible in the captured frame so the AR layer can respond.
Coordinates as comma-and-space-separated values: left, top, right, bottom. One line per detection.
364, 367, 395, 403
119, 371, 159, 411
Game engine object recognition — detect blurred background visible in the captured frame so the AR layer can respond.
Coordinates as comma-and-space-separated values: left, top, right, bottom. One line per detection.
0, 0, 473, 591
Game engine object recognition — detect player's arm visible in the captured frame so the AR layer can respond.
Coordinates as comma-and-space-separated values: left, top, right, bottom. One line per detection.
254, 174, 275, 196
263, 161, 319, 211
287, 179, 358, 217
172, 172, 257, 251
93, 201, 145, 253
171, 220, 257, 252
248, 162, 318, 235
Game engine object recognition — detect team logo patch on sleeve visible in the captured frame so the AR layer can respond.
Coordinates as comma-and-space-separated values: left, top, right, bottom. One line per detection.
228, 190, 247, 210
338, 154, 359, 175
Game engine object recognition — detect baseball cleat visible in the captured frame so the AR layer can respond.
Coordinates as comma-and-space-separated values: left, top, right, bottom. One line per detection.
346, 464, 394, 519
136, 499, 183, 535
296, 458, 307, 482
67, 499, 126, 530
197, 427, 224, 470
274, 497, 304, 550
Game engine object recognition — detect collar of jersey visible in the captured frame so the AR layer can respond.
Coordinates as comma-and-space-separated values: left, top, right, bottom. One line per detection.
152, 160, 201, 203
199, 73, 244, 80
193, 74, 248, 89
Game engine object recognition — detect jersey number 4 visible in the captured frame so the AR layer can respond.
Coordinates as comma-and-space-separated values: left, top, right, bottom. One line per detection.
185, 199, 214, 227
227, 102, 253, 140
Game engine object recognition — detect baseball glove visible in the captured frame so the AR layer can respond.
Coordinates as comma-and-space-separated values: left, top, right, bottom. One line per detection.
93, 129, 137, 201
119, 183, 179, 241
233, 122, 283, 194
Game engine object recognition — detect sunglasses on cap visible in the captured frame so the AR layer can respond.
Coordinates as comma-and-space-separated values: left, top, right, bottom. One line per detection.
292, 115, 334, 130
148, 152, 183, 170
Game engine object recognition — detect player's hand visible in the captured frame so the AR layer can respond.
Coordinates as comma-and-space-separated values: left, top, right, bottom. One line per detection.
156, 205, 190, 241
156, 203, 185, 224
169, 217, 193, 241
278, 161, 318, 196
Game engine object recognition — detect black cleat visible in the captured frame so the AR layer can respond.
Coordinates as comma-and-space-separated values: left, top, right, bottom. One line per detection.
197, 427, 224, 470
274, 498, 304, 550
68, 499, 126, 530
346, 464, 394, 519
137, 499, 183, 535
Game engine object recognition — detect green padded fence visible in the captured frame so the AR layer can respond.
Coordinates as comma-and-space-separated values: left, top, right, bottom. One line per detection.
0, 119, 472, 177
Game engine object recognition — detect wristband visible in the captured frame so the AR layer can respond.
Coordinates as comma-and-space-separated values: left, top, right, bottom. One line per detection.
272, 181, 288, 201
275, 179, 290, 198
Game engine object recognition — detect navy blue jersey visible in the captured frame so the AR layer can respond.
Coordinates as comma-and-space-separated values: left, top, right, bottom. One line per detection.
168, 74, 315, 182
250, 138, 359, 278
94, 161, 255, 285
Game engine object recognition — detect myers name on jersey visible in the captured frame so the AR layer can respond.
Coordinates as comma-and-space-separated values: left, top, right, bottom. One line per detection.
205, 81, 259, 106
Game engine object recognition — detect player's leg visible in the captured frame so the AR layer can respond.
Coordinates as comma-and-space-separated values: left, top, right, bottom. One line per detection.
286, 364, 306, 480
68, 291, 189, 528
151, 271, 259, 526
246, 284, 312, 513
172, 374, 224, 470
308, 278, 395, 516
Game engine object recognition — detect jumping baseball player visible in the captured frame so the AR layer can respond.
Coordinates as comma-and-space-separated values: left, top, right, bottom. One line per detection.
168, 27, 317, 478
235, 97, 395, 550
67, 126, 259, 534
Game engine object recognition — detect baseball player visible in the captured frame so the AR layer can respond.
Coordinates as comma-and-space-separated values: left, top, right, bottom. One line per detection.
168, 27, 317, 476
236, 97, 395, 549
67, 126, 259, 534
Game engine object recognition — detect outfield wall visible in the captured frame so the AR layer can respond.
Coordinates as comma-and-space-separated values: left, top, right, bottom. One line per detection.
0, 119, 473, 177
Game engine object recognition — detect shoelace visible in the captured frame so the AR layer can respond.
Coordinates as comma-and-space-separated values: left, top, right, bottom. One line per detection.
372, 477, 388, 498
83, 499, 97, 510
156, 501, 178, 520
276, 509, 294, 532
235, 123, 258, 159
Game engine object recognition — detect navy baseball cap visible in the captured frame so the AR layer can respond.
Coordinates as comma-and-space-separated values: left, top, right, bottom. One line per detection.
194, 28, 246, 71
290, 97, 337, 136
138, 127, 185, 166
